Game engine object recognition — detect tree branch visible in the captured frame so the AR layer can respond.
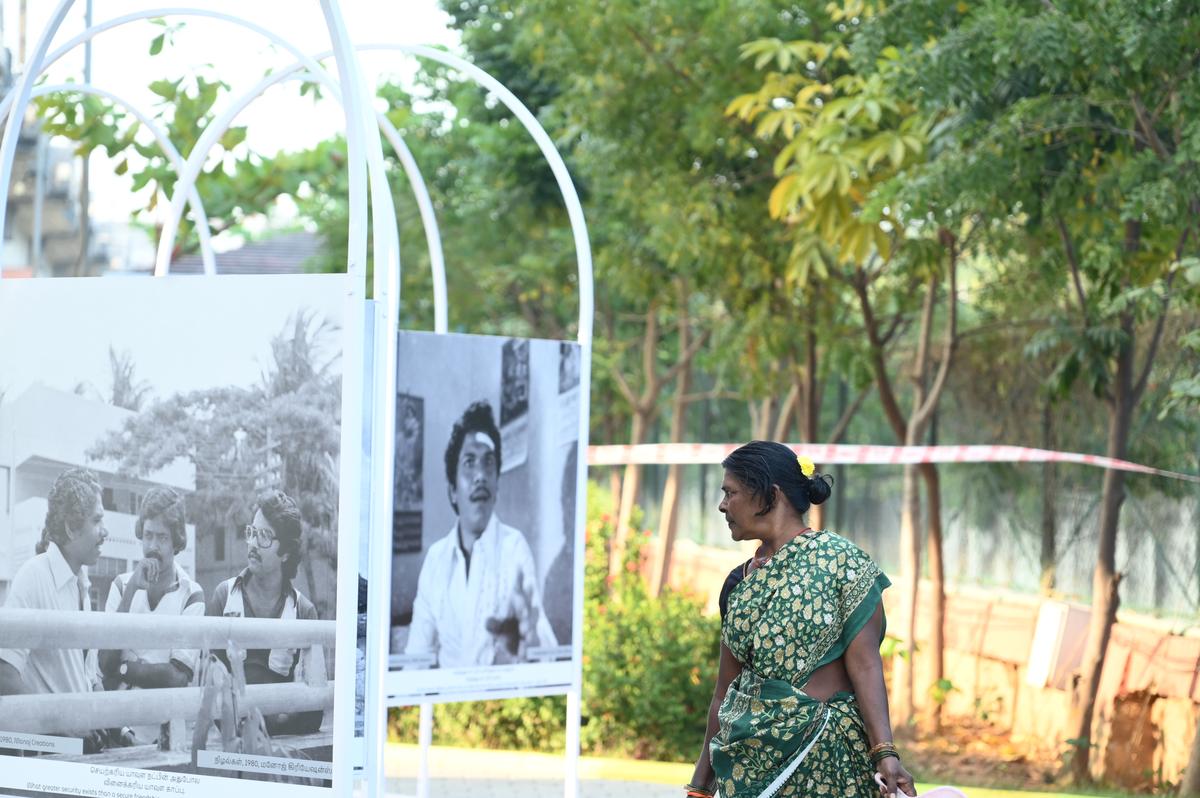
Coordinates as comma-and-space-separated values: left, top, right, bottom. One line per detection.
913, 233, 959, 430
826, 382, 872, 445
624, 24, 700, 90
773, 381, 800, 442
679, 387, 739, 404
879, 310, 907, 347
661, 327, 712, 386
1133, 237, 1188, 403
854, 275, 908, 441
912, 271, 938, 387
1131, 92, 1171, 160
1057, 214, 1089, 326
1148, 51, 1200, 126
639, 303, 660, 410
610, 361, 639, 407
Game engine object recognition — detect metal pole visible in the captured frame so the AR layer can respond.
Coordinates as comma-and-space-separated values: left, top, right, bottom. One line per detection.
31, 133, 44, 274
0, 0, 76, 279
18, 0, 27, 66
74, 0, 92, 276
417, 702, 433, 798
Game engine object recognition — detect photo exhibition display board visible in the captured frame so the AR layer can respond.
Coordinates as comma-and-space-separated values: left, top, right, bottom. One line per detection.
385, 330, 584, 704
0, 274, 365, 798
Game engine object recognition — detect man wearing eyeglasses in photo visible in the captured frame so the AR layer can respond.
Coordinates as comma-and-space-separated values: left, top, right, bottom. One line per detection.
98, 486, 203, 744
206, 489, 322, 734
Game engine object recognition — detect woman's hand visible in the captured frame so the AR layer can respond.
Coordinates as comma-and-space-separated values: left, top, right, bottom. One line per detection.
875, 756, 917, 797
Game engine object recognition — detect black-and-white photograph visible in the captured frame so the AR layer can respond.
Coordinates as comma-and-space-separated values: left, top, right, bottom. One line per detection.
386, 331, 581, 703
0, 274, 356, 798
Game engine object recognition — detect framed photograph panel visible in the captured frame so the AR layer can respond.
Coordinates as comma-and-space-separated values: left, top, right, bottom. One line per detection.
0, 273, 363, 798
385, 331, 583, 704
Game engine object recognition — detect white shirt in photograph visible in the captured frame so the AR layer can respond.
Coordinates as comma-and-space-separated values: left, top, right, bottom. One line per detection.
407, 513, 557, 668
0, 542, 100, 698
105, 562, 206, 676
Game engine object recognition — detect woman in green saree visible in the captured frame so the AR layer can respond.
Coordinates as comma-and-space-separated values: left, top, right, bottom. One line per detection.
688, 441, 916, 798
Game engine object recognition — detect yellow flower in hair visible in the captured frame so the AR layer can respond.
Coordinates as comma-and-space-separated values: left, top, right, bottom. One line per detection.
797, 455, 815, 477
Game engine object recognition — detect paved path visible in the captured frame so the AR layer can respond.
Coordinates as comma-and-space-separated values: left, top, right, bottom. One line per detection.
382, 744, 688, 798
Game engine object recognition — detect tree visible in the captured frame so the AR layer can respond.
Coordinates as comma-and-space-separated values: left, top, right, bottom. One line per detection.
868, 0, 1200, 777
729, 10, 963, 729
33, 23, 333, 263
107, 345, 152, 411
496, 0, 838, 576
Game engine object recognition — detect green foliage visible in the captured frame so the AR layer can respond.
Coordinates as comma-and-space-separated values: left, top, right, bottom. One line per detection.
388, 483, 719, 762
928, 678, 957, 706
31, 23, 326, 258
579, 486, 719, 761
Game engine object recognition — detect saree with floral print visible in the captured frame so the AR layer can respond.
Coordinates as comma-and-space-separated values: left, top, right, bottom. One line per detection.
710, 530, 891, 798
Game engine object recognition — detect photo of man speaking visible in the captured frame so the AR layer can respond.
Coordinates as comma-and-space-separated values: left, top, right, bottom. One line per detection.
405, 400, 556, 668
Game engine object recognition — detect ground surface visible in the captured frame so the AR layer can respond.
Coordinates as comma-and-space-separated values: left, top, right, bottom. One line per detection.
381, 734, 1142, 798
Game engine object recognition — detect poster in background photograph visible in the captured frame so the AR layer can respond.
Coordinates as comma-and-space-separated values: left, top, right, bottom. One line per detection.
0, 274, 361, 798
386, 331, 581, 703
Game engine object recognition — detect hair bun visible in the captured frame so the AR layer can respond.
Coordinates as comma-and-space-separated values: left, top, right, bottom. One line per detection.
806, 473, 833, 506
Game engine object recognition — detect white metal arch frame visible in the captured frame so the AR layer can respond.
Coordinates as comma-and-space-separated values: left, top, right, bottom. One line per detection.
351, 43, 595, 798
0, 5, 377, 285
147, 39, 597, 340
0, 7, 594, 798
0, 82, 220, 275
0, 13, 447, 316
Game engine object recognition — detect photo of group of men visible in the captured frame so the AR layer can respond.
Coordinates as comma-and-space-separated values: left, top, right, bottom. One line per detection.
0, 275, 351, 794
0, 470, 321, 748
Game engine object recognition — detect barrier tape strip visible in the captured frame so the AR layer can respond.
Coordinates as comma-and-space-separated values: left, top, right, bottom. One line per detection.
586, 443, 1200, 485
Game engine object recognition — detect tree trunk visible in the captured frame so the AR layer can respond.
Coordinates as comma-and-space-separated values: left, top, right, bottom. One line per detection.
1068, 323, 1134, 784
920, 463, 945, 732
612, 410, 648, 577
1040, 402, 1058, 594
893, 453, 922, 731
652, 321, 694, 596
609, 467, 622, 525
750, 397, 774, 440
75, 156, 90, 277
799, 328, 825, 530
1181, 709, 1200, 797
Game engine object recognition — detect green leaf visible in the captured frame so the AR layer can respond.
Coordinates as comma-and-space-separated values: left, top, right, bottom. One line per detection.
220, 126, 248, 151
148, 79, 178, 101
1178, 256, 1200, 285
149, 33, 164, 56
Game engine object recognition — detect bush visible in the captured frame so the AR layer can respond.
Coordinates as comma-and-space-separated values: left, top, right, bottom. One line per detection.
388, 481, 721, 762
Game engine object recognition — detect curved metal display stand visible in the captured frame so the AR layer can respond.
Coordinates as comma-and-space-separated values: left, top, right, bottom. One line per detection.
0, 4, 592, 798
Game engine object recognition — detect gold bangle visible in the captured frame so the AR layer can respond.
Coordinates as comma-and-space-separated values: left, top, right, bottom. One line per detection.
868, 741, 897, 756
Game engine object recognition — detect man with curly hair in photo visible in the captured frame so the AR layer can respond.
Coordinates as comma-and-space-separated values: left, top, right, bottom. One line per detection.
0, 468, 108, 699
99, 486, 204, 744
406, 400, 556, 668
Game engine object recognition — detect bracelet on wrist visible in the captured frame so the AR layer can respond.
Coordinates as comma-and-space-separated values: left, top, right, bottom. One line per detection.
685, 783, 714, 798
868, 741, 899, 767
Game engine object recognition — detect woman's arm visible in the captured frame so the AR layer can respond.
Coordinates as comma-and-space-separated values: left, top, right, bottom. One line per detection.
844, 602, 916, 797
689, 642, 742, 793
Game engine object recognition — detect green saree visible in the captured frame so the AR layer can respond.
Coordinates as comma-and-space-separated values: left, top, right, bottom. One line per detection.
710, 530, 891, 798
